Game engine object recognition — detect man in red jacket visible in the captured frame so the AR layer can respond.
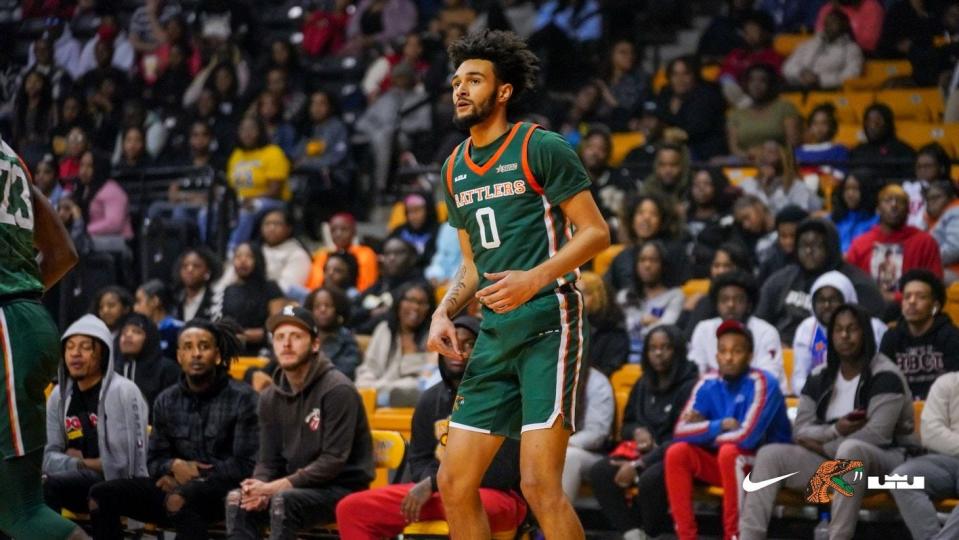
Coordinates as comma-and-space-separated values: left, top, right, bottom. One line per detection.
846, 184, 942, 302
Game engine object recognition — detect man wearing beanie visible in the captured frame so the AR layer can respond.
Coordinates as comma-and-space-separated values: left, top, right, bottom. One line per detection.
847, 184, 943, 302
879, 269, 959, 400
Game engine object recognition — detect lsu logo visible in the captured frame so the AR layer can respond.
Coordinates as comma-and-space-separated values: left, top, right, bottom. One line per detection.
495, 162, 518, 174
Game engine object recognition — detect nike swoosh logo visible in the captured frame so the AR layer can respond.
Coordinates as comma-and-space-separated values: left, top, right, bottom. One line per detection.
742, 471, 799, 492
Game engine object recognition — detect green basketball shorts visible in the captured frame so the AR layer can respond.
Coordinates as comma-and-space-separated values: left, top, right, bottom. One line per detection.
450, 285, 589, 440
0, 299, 60, 459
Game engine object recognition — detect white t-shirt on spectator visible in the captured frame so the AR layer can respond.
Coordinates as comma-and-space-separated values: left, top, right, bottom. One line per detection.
689, 315, 787, 394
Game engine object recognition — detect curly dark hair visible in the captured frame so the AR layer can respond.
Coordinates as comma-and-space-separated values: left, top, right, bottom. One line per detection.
448, 30, 540, 112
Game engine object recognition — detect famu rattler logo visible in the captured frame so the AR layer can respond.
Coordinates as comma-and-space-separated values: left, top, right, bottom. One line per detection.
804, 459, 865, 503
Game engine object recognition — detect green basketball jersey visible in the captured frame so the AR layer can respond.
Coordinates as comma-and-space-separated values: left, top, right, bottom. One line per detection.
442, 123, 591, 298
0, 140, 42, 297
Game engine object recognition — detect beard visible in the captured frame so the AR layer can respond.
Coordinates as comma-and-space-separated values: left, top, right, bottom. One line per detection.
452, 92, 496, 130
186, 369, 216, 388
280, 349, 314, 372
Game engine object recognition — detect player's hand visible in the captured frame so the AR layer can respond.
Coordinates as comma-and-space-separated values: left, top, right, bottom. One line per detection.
427, 313, 463, 360
476, 270, 542, 314
400, 478, 433, 523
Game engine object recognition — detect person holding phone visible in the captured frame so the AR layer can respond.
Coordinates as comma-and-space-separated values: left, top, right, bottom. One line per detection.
740, 304, 918, 540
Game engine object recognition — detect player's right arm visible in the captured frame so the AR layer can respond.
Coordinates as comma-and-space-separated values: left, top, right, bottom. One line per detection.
31, 184, 78, 289
427, 229, 477, 360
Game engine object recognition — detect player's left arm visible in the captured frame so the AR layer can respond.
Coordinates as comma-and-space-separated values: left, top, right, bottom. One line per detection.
477, 190, 609, 313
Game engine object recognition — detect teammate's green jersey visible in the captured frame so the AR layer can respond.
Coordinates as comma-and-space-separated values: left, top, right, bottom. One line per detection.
442, 122, 591, 298
0, 140, 41, 297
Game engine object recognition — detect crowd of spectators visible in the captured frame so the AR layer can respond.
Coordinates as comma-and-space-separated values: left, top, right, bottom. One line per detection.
12, 0, 959, 538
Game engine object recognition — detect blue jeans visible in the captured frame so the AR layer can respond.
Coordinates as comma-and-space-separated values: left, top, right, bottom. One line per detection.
229, 198, 287, 252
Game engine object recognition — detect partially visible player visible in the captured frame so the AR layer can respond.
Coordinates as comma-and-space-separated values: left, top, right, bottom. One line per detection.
427, 30, 610, 540
0, 138, 85, 539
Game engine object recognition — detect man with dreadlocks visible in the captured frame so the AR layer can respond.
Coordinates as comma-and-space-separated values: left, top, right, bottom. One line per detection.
88, 319, 260, 539
426, 30, 610, 539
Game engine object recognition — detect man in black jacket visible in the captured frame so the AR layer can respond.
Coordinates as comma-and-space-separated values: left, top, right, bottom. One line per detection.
879, 269, 959, 400
336, 316, 526, 538
89, 319, 260, 539
755, 217, 884, 343
226, 306, 374, 539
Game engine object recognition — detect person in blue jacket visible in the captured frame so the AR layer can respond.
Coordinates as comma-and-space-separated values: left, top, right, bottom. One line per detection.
664, 319, 791, 540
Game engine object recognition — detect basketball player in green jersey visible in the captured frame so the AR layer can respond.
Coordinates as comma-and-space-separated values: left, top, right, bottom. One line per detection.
427, 31, 610, 539
0, 139, 87, 539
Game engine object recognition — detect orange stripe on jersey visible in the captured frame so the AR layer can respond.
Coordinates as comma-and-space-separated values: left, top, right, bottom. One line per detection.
445, 143, 462, 196
520, 124, 544, 196
463, 122, 523, 176
15, 154, 33, 185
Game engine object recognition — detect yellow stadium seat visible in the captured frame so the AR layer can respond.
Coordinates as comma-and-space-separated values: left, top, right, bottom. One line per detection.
610, 363, 642, 394
229, 356, 269, 381
805, 91, 874, 124
371, 408, 416, 440
782, 348, 794, 395
945, 283, 959, 327
682, 279, 711, 299
774, 33, 811, 57
896, 122, 953, 156
593, 243, 626, 276
702, 64, 721, 83
834, 123, 864, 148
722, 167, 758, 186
45, 382, 54, 400
371, 429, 407, 488
609, 131, 646, 167
843, 60, 912, 90
403, 520, 517, 540
877, 88, 943, 123
387, 201, 449, 231
358, 387, 376, 420
780, 92, 806, 117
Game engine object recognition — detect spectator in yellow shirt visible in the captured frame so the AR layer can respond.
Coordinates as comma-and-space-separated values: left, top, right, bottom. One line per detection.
226, 116, 290, 250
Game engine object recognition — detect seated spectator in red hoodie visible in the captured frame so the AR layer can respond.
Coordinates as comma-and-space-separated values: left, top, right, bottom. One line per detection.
665, 320, 792, 540
336, 316, 526, 538
846, 184, 943, 302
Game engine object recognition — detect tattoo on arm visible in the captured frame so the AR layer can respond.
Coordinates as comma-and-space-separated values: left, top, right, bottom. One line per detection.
442, 265, 468, 314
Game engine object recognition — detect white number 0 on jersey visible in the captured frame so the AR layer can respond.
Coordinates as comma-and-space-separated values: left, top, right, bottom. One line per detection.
475, 207, 501, 249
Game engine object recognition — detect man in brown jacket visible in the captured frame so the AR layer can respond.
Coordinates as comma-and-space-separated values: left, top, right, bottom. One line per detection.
225, 306, 374, 539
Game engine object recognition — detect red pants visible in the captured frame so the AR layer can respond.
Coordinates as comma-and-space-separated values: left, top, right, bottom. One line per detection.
665, 442, 750, 540
335, 483, 527, 540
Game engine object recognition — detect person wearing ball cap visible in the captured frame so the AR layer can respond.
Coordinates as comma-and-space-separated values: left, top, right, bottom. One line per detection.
226, 305, 374, 538
665, 318, 791, 540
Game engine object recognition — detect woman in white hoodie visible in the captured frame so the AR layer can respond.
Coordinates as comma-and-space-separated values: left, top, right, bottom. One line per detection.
791, 271, 886, 395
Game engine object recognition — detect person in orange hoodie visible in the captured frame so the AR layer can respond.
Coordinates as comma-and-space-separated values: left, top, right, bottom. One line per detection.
846, 183, 942, 302
306, 213, 378, 291
926, 180, 959, 285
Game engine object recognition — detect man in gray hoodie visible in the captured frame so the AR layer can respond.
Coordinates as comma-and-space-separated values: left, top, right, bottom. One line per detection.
43, 314, 148, 515
226, 306, 374, 539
